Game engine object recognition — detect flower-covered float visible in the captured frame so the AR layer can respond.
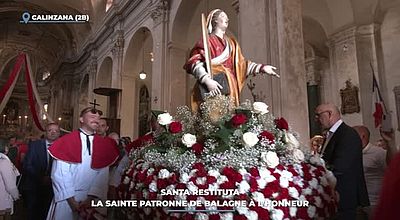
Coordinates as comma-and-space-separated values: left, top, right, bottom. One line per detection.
118, 96, 338, 220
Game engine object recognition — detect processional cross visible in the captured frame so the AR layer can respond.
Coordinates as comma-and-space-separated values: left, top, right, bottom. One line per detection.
89, 99, 100, 109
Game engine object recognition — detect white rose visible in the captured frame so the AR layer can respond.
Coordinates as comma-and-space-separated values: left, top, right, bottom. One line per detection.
238, 180, 251, 194
258, 167, 271, 177
245, 210, 258, 220
285, 132, 300, 149
180, 172, 190, 183
261, 151, 280, 168
289, 207, 297, 217
308, 206, 316, 218
288, 187, 299, 199
182, 133, 197, 148
220, 213, 233, 220
310, 155, 325, 166
292, 149, 305, 163
187, 182, 198, 193
123, 176, 130, 184
158, 169, 170, 179
257, 178, 267, 189
279, 177, 289, 188
252, 192, 265, 203
326, 170, 337, 188
236, 206, 249, 215
157, 113, 173, 125
208, 170, 220, 178
196, 177, 207, 185
309, 178, 318, 189
243, 132, 259, 147
253, 102, 269, 115
217, 175, 228, 184
271, 209, 284, 220
195, 213, 209, 220
149, 181, 157, 192
147, 168, 155, 175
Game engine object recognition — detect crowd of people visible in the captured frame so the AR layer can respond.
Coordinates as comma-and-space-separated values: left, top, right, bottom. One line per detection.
1, 8, 399, 220
312, 103, 398, 220
0, 107, 136, 220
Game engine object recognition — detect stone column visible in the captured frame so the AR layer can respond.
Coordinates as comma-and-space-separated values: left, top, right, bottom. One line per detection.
120, 73, 136, 138
305, 55, 325, 136
327, 24, 384, 140
111, 30, 124, 89
167, 41, 189, 113
239, 0, 309, 142
355, 24, 385, 140
71, 76, 81, 130
88, 56, 98, 102
111, 30, 124, 118
150, 0, 169, 111
327, 27, 362, 124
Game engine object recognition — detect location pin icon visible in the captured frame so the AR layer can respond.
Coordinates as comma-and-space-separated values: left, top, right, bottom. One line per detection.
21, 12, 30, 24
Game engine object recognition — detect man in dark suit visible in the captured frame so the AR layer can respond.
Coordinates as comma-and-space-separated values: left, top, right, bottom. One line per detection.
315, 103, 369, 219
23, 123, 60, 220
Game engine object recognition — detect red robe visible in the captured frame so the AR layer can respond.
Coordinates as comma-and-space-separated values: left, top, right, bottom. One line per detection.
184, 34, 248, 110
48, 130, 119, 169
373, 152, 400, 219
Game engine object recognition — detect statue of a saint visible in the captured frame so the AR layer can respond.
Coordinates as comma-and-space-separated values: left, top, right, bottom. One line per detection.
184, 9, 279, 110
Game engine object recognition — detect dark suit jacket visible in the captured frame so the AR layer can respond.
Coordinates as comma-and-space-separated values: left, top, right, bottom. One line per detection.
322, 122, 370, 217
23, 139, 50, 190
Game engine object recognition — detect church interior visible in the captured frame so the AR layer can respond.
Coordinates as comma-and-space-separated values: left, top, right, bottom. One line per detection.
0, 0, 399, 148
1, 0, 400, 219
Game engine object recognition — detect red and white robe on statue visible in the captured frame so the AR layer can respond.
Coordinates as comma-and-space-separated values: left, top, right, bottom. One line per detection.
46, 130, 119, 220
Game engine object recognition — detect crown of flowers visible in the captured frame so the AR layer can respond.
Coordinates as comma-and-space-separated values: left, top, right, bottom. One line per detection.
130, 96, 311, 173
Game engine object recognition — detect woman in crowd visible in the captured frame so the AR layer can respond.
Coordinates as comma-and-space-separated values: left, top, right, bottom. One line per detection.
0, 139, 20, 220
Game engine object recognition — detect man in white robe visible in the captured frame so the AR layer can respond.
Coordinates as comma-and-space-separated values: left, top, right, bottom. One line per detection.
47, 107, 119, 220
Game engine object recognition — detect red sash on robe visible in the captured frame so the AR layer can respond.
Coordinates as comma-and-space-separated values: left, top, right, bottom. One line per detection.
48, 130, 119, 169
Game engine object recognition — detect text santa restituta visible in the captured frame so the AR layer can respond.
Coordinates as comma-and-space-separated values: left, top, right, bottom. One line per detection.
160, 189, 240, 196
32, 15, 74, 21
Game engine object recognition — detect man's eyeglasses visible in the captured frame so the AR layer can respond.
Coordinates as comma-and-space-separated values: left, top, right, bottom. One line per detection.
315, 110, 330, 118
80, 107, 103, 116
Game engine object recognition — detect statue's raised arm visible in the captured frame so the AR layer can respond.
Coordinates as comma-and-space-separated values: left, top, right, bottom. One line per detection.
184, 9, 279, 110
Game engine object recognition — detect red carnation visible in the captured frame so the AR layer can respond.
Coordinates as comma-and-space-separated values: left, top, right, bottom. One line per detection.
209, 214, 220, 220
206, 176, 217, 184
275, 117, 289, 130
233, 215, 247, 220
192, 162, 205, 171
249, 177, 259, 192
136, 171, 147, 182
250, 206, 270, 219
192, 143, 204, 156
169, 121, 183, 133
297, 207, 309, 219
249, 167, 260, 177
259, 131, 275, 143
230, 113, 247, 127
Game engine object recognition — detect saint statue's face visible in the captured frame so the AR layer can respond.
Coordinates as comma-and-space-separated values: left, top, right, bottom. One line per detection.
214, 11, 229, 31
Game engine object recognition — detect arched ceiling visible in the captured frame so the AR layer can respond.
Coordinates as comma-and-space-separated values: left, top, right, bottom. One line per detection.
303, 0, 400, 36
0, 0, 95, 94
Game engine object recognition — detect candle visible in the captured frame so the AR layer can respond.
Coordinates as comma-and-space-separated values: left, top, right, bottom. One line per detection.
18, 116, 22, 126
2, 115, 5, 125
24, 115, 28, 128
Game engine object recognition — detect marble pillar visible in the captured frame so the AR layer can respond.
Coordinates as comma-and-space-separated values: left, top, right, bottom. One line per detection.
150, 0, 169, 111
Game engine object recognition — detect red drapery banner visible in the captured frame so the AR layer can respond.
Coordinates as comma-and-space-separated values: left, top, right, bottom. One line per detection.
24, 55, 44, 131
0, 53, 25, 102
0, 52, 45, 131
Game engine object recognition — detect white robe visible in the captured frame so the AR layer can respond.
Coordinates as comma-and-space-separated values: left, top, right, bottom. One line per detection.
47, 133, 109, 220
